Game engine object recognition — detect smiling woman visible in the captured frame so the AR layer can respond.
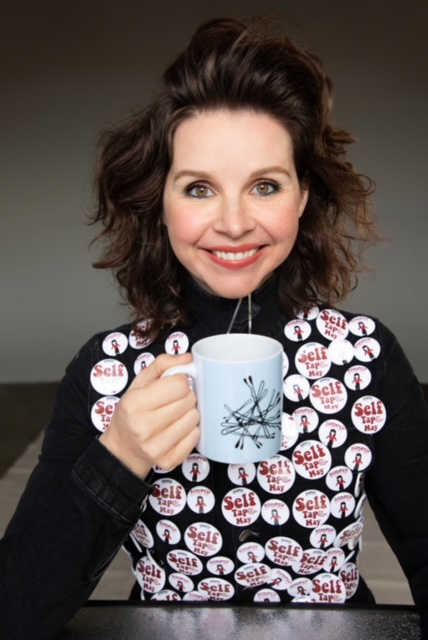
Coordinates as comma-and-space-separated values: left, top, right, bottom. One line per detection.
1, 15, 428, 640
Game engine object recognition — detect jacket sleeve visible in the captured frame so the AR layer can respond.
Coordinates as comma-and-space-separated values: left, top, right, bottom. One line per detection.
0, 338, 152, 640
365, 323, 428, 637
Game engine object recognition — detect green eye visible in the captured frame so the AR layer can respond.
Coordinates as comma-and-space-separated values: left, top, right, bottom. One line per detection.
254, 182, 278, 196
187, 184, 213, 198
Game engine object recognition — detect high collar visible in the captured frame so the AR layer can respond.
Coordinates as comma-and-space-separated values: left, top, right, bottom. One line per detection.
181, 270, 288, 340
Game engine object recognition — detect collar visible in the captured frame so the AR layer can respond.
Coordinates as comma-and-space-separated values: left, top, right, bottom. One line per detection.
182, 270, 286, 338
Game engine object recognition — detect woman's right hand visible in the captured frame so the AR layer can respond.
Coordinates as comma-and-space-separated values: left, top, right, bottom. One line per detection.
99, 353, 200, 479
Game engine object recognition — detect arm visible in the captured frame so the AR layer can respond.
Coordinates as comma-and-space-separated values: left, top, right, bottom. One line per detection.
365, 324, 428, 636
0, 340, 199, 640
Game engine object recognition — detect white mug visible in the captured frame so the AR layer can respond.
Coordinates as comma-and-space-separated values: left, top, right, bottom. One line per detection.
163, 333, 284, 463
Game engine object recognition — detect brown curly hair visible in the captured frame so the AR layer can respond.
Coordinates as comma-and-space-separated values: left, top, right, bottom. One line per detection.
91, 16, 379, 338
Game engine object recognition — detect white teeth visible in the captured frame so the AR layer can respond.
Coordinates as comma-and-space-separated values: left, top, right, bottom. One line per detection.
212, 249, 258, 261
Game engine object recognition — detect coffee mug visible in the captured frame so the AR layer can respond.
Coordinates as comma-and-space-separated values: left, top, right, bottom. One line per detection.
162, 333, 284, 463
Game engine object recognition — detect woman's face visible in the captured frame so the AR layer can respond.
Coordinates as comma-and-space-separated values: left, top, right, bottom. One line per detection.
162, 109, 308, 299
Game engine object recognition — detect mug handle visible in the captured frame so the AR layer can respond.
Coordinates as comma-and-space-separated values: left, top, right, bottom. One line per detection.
161, 362, 197, 379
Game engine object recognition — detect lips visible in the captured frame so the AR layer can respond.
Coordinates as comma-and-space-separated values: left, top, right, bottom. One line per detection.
206, 245, 265, 270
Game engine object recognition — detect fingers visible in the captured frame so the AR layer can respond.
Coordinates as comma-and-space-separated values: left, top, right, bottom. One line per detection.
99, 352, 199, 478
130, 353, 193, 390
141, 408, 201, 471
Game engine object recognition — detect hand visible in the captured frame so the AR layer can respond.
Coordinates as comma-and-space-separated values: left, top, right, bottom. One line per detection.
99, 353, 200, 479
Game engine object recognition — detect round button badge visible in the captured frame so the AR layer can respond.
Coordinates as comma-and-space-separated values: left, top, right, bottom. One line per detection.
149, 478, 187, 516
235, 563, 271, 588
283, 374, 310, 402
197, 578, 235, 601
284, 319, 312, 342
291, 548, 327, 576
265, 536, 303, 567
206, 556, 235, 576
351, 396, 387, 434
309, 377, 348, 414
182, 454, 210, 483
129, 320, 153, 349
293, 407, 319, 435
344, 365, 372, 391
312, 572, 347, 603
237, 542, 266, 564
316, 309, 349, 341
165, 331, 189, 355
227, 462, 256, 486
257, 455, 296, 494
134, 352, 155, 375
91, 396, 120, 432
156, 519, 181, 546
354, 337, 381, 362
318, 419, 348, 449
187, 487, 215, 515
222, 488, 261, 526
292, 440, 332, 481
349, 316, 376, 337
184, 523, 223, 557
292, 490, 330, 529
261, 499, 290, 526
295, 342, 331, 379
90, 359, 128, 395
102, 332, 128, 356
166, 550, 203, 576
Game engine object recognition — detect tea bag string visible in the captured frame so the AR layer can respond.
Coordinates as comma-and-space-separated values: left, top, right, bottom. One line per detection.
226, 294, 253, 334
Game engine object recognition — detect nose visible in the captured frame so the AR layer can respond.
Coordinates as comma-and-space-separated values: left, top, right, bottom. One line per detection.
213, 196, 256, 238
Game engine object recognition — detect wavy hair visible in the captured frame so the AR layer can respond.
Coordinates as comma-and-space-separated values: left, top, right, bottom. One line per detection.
91, 16, 379, 337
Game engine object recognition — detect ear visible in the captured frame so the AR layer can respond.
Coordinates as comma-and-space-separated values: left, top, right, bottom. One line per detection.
298, 179, 309, 218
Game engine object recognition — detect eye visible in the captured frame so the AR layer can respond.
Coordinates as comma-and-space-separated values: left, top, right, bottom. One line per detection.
253, 181, 279, 196
186, 184, 214, 198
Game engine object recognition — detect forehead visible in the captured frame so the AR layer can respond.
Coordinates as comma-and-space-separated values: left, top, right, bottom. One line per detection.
169, 109, 295, 167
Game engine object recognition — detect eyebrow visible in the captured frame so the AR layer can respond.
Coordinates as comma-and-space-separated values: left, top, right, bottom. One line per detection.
173, 166, 292, 181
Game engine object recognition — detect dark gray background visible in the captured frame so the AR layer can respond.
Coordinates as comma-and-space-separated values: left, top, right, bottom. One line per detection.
1, 0, 427, 382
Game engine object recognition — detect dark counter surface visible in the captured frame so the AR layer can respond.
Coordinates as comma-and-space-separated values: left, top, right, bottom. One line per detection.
60, 602, 421, 640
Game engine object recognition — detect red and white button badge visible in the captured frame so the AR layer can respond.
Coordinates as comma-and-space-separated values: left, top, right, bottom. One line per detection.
182, 454, 210, 483
165, 331, 189, 355
310, 377, 348, 414
90, 359, 128, 395
91, 395, 120, 432
149, 478, 187, 516
166, 550, 203, 576
261, 499, 290, 525
129, 320, 153, 349
102, 332, 128, 356
264, 537, 303, 567
257, 455, 296, 494
295, 342, 332, 379
292, 440, 332, 480
292, 490, 331, 528
351, 396, 387, 434
184, 523, 223, 557
318, 419, 348, 449
156, 519, 181, 545
316, 309, 349, 341
284, 319, 312, 342
222, 488, 261, 526
187, 486, 215, 515
133, 352, 155, 375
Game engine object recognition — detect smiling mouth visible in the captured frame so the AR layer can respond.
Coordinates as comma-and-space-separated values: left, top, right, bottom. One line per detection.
211, 248, 259, 262
206, 245, 265, 269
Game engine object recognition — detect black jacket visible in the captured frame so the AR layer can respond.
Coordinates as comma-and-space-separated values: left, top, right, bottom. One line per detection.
1, 275, 428, 639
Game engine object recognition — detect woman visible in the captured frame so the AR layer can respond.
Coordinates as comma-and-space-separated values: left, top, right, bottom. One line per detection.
1, 16, 428, 640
